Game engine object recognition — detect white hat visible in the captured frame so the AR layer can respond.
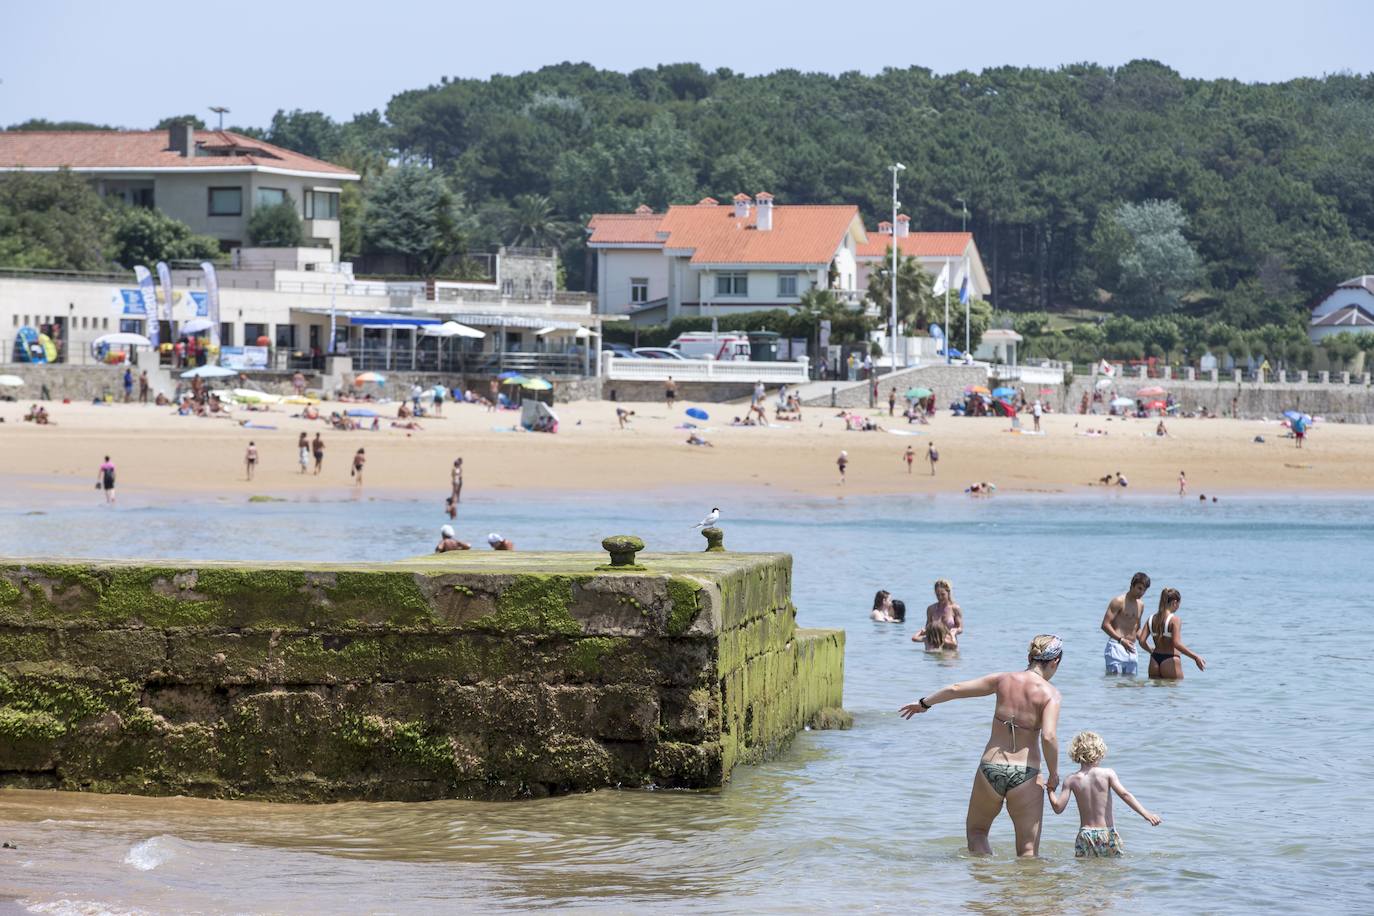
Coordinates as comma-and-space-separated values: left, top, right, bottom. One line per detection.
487, 532, 502, 545
840, 450, 848, 457
441, 525, 455, 539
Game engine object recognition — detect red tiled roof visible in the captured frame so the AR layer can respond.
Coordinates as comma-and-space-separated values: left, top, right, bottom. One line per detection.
856, 231, 973, 259
657, 204, 860, 265
732, 193, 752, 202
0, 130, 357, 177
586, 212, 665, 245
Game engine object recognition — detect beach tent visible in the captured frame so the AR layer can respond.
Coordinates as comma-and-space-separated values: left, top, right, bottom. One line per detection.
0, 375, 24, 388
520, 398, 559, 432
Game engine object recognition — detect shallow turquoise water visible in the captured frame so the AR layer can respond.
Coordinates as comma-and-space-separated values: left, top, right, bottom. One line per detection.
0, 493, 1370, 913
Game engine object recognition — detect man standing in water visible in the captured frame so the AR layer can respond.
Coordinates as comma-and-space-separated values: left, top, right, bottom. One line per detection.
1101, 572, 1150, 676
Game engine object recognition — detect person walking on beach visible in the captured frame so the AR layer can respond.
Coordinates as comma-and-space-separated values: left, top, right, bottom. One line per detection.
244, 441, 258, 481
96, 455, 116, 504
888, 388, 897, 417
351, 448, 366, 487
450, 458, 463, 504
1139, 588, 1206, 680
753, 380, 765, 406
665, 376, 677, 407
1292, 414, 1307, 448
312, 433, 325, 475
1032, 399, 1042, 433
1101, 571, 1150, 676
899, 635, 1064, 857
837, 450, 848, 485
138, 371, 149, 404
488, 377, 500, 411
1047, 731, 1160, 858
122, 368, 133, 403
904, 445, 915, 474
298, 433, 310, 474
927, 442, 939, 476
1178, 470, 1187, 497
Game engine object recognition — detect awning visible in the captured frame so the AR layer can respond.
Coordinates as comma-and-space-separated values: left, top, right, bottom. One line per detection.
293, 310, 440, 329
449, 314, 585, 330
537, 325, 591, 338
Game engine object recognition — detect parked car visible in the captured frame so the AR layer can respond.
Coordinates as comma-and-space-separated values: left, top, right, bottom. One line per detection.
632, 347, 690, 360
669, 333, 752, 361
602, 343, 643, 359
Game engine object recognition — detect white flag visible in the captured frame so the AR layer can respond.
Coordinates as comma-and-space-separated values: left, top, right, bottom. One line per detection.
932, 262, 949, 296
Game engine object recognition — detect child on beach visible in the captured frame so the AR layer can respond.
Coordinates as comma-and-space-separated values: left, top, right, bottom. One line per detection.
904, 445, 915, 474
912, 619, 957, 651
1048, 731, 1161, 858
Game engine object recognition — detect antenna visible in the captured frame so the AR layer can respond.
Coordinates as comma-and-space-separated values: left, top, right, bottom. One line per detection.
209, 106, 229, 130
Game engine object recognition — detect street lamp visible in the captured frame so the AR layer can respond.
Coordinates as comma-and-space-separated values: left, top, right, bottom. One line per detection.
890, 163, 905, 375
209, 106, 229, 130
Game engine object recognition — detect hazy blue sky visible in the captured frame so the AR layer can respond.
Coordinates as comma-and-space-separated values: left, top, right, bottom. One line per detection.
3, 0, 1369, 129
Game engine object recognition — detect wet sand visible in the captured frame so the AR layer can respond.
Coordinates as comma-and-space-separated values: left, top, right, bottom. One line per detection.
0, 397, 1367, 504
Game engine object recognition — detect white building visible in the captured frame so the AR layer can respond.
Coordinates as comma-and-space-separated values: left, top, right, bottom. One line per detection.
0, 126, 358, 258
587, 194, 867, 325
854, 218, 991, 303
1307, 275, 1374, 342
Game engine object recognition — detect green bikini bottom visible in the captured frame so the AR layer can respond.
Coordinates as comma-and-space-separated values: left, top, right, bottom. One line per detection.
978, 762, 1040, 797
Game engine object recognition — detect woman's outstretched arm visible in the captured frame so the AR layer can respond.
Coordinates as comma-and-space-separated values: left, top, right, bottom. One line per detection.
899, 673, 999, 718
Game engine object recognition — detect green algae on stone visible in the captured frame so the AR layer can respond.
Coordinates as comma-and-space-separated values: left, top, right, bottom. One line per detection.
325, 571, 432, 626
0, 579, 20, 607
566, 636, 627, 678
192, 568, 310, 626
665, 578, 702, 636
469, 575, 581, 635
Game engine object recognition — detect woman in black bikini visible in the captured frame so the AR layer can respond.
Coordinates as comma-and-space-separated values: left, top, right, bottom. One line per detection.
1139, 588, 1206, 679
899, 635, 1063, 857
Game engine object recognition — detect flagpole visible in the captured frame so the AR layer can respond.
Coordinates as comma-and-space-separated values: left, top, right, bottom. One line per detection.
943, 257, 951, 364
963, 254, 971, 358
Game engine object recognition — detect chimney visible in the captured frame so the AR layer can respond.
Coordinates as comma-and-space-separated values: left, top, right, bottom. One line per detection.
634, 204, 653, 215
895, 214, 910, 238
697, 197, 718, 206
168, 121, 195, 157
755, 192, 774, 231
732, 193, 752, 220
877, 220, 893, 236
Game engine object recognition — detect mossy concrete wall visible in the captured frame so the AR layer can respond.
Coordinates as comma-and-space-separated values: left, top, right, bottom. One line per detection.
0, 553, 844, 802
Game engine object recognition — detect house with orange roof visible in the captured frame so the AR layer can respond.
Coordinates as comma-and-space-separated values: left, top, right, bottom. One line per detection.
854, 216, 990, 303
587, 194, 867, 324
0, 124, 359, 258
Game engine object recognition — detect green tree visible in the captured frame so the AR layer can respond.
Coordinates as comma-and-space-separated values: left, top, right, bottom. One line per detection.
6, 118, 114, 131
154, 114, 207, 130
109, 205, 220, 267
949, 298, 993, 355
265, 109, 343, 159
247, 199, 304, 247
362, 165, 467, 274
1104, 200, 1201, 313
499, 193, 574, 249
865, 248, 936, 332
0, 171, 111, 270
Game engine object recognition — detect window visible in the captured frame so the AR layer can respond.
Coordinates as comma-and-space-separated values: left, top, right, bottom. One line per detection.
542, 280, 553, 298
502, 279, 514, 297
256, 187, 287, 208
275, 324, 297, 349
630, 277, 649, 303
715, 272, 748, 297
304, 190, 339, 220
777, 273, 798, 297
102, 318, 109, 330
245, 323, 267, 344
220, 322, 235, 347
208, 187, 243, 216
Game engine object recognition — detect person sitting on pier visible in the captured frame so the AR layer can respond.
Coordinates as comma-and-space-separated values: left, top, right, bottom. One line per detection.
435, 525, 469, 553
487, 532, 515, 551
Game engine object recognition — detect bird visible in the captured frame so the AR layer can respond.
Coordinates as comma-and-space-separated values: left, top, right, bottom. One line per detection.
692, 508, 720, 529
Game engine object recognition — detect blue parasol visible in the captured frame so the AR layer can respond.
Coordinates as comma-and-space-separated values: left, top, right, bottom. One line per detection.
992, 387, 1016, 399
1283, 410, 1311, 424
345, 408, 378, 417
685, 407, 709, 421
497, 370, 524, 380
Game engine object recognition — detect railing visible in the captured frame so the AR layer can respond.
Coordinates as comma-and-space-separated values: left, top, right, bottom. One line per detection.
351, 347, 588, 376
605, 355, 810, 384
992, 364, 1071, 385
432, 286, 594, 307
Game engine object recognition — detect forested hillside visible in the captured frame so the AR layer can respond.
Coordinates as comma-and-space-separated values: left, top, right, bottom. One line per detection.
12, 60, 1374, 323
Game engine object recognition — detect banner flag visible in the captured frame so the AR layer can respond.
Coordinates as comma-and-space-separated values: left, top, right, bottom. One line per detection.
200, 262, 221, 349
134, 266, 159, 347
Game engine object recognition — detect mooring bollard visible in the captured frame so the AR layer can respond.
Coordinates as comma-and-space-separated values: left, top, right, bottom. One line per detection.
599, 535, 646, 570
701, 526, 725, 552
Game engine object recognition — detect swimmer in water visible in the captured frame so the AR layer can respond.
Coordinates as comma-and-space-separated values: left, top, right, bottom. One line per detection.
1046, 731, 1160, 858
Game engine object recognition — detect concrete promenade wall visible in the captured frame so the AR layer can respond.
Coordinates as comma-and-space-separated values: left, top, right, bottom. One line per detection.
803, 365, 989, 409
0, 550, 845, 802
1066, 376, 1374, 422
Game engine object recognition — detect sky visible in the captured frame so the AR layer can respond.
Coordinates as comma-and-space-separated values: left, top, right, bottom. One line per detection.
2, 0, 1369, 130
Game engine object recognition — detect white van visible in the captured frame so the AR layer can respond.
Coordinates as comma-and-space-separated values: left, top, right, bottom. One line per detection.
669, 333, 752, 361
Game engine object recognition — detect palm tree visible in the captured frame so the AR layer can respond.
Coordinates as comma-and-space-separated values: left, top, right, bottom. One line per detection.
501, 194, 573, 249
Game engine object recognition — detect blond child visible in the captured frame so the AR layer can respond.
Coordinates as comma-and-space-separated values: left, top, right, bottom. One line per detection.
912, 619, 958, 652
1047, 731, 1160, 858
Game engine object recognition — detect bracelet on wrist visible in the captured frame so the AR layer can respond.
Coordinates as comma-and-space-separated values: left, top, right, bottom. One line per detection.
918, 696, 931, 710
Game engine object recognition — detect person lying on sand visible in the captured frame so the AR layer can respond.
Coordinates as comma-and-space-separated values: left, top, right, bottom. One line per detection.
686, 432, 714, 447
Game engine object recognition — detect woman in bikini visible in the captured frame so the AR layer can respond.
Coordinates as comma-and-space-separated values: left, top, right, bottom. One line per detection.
899, 634, 1063, 857
1138, 588, 1206, 679
916, 579, 963, 642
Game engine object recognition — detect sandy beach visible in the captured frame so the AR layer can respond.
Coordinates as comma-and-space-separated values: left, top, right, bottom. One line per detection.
1, 395, 1367, 505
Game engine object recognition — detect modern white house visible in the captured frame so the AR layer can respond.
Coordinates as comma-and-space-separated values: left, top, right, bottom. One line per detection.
0, 125, 359, 258
1307, 275, 1374, 342
587, 194, 867, 325
855, 218, 991, 302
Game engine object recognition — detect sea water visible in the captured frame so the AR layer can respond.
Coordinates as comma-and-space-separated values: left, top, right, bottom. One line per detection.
0, 492, 1370, 914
